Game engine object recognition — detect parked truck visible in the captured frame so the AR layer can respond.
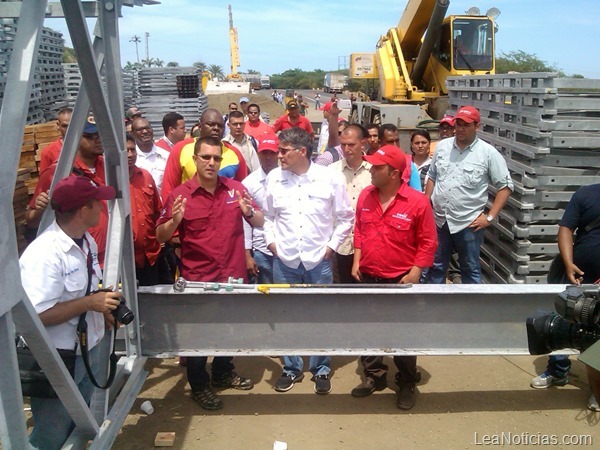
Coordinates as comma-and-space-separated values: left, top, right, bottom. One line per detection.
349, 0, 497, 127
260, 75, 271, 89
323, 73, 345, 94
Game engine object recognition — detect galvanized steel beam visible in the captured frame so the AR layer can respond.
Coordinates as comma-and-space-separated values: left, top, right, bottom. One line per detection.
137, 284, 571, 357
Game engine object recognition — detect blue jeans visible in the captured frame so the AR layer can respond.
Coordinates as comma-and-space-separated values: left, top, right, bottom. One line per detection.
253, 250, 274, 284
427, 222, 485, 284
30, 345, 102, 450
546, 355, 571, 377
273, 257, 332, 377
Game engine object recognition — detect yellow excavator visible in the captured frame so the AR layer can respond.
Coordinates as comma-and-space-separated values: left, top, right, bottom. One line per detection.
350, 0, 499, 126
226, 4, 243, 82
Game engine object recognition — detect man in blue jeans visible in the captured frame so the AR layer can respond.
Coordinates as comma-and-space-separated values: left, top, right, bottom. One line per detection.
425, 106, 513, 284
263, 127, 353, 395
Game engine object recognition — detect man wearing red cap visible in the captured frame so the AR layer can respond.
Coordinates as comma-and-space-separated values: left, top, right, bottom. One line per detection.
242, 133, 281, 283
20, 176, 121, 450
425, 105, 513, 284
351, 145, 437, 410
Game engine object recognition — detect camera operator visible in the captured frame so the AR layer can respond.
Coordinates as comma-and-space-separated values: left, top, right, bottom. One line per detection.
19, 176, 122, 449
531, 183, 600, 412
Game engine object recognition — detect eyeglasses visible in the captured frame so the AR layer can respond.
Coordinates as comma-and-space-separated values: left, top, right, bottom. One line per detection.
132, 126, 152, 132
278, 147, 299, 156
196, 154, 224, 163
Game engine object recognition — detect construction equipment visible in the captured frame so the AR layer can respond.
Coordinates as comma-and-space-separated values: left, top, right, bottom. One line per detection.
226, 4, 243, 82
349, 0, 499, 127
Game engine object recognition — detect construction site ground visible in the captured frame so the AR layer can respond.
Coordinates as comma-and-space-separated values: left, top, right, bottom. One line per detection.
104, 354, 598, 449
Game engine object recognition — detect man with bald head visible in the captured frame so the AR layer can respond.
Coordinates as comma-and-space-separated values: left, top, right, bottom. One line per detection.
161, 108, 248, 201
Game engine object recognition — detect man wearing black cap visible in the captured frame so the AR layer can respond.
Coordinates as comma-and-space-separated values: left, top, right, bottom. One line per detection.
20, 176, 122, 450
351, 145, 437, 410
272, 100, 314, 139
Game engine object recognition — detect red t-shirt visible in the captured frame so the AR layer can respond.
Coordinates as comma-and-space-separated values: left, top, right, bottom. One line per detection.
157, 176, 259, 282
354, 183, 437, 278
272, 114, 314, 135
39, 138, 62, 174
31, 157, 110, 267
130, 166, 162, 268
245, 120, 274, 139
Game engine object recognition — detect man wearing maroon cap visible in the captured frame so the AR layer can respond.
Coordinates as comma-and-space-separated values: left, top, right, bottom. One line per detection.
20, 176, 121, 450
351, 144, 437, 410
438, 115, 455, 140
157, 135, 264, 411
272, 100, 314, 139
242, 133, 280, 283
425, 105, 513, 284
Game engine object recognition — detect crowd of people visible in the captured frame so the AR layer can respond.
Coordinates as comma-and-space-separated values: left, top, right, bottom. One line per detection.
19, 95, 600, 448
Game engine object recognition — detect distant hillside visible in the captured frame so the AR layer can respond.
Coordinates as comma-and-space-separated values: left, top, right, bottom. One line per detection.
63, 47, 76, 63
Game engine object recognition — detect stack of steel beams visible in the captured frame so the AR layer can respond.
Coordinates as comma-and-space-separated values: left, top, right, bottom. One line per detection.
446, 73, 600, 283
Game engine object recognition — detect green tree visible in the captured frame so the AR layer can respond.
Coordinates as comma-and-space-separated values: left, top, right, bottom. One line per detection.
495, 50, 563, 75
62, 46, 77, 63
247, 69, 260, 74
167, 61, 179, 67
153, 58, 164, 68
124, 61, 143, 70
208, 64, 225, 79
193, 61, 207, 71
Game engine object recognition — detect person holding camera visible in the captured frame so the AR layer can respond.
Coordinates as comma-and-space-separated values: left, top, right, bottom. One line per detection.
19, 176, 122, 449
532, 183, 600, 411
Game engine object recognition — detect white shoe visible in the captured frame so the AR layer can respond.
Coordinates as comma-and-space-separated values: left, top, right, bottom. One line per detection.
587, 394, 600, 412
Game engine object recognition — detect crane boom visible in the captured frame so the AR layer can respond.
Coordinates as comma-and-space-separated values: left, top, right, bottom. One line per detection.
227, 4, 241, 81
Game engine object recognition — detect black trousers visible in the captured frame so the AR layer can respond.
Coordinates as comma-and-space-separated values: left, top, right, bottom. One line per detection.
335, 253, 356, 284
359, 271, 419, 385
186, 357, 234, 391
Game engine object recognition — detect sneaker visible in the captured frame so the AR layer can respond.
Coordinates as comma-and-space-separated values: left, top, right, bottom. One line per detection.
313, 374, 332, 395
274, 372, 304, 392
588, 394, 600, 412
530, 370, 568, 389
191, 386, 223, 411
396, 384, 417, 410
351, 378, 387, 397
211, 371, 254, 390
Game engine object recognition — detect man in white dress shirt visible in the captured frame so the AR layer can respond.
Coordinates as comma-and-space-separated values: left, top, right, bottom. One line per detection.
131, 117, 169, 193
263, 127, 354, 395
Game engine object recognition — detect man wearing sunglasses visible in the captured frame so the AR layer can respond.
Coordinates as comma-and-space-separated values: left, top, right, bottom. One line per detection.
157, 136, 264, 412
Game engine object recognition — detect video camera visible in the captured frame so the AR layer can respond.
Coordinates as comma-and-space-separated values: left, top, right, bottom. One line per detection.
526, 285, 600, 355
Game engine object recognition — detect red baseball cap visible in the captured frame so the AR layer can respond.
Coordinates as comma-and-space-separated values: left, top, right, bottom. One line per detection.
320, 101, 333, 112
439, 115, 455, 127
363, 145, 406, 172
454, 106, 480, 124
52, 176, 116, 212
257, 133, 279, 152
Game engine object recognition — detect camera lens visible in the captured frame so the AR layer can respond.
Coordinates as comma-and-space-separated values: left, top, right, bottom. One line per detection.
113, 300, 134, 325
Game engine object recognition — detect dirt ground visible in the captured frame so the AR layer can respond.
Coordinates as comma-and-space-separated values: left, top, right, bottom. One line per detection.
207, 93, 286, 123
110, 354, 599, 449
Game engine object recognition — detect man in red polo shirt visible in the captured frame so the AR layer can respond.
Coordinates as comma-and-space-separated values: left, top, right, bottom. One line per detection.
351, 145, 437, 410
39, 107, 72, 173
157, 136, 264, 411
272, 100, 314, 140
26, 116, 110, 267
244, 103, 274, 139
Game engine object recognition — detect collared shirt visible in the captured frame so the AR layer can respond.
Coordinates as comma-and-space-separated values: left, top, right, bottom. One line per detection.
39, 138, 63, 173
354, 183, 437, 278
428, 136, 513, 233
245, 120, 274, 139
130, 166, 162, 268
161, 138, 248, 203
155, 136, 174, 151
242, 167, 271, 255
136, 144, 169, 193
223, 133, 260, 173
157, 176, 258, 282
31, 157, 110, 267
316, 119, 329, 155
263, 163, 354, 270
272, 114, 314, 135
20, 221, 105, 351
329, 158, 372, 255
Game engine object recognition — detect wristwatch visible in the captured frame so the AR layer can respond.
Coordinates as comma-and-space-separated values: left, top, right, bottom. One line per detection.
245, 207, 256, 219
486, 214, 494, 223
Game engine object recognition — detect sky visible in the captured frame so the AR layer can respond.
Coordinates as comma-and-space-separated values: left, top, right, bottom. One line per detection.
45, 0, 600, 79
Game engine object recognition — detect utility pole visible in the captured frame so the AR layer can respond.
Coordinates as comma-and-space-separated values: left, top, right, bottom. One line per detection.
130, 35, 141, 64
145, 32, 150, 66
